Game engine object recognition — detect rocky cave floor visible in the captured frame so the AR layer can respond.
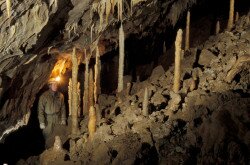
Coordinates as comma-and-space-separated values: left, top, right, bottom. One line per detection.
17, 15, 250, 165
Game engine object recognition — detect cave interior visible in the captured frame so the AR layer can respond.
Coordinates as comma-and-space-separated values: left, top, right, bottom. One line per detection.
0, 0, 249, 164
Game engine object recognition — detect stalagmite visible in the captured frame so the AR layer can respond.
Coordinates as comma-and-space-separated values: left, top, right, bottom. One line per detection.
163, 41, 167, 55
235, 12, 239, 22
83, 52, 89, 116
185, 11, 190, 51
77, 82, 81, 117
6, 0, 11, 18
126, 82, 131, 96
89, 68, 94, 108
88, 106, 96, 141
173, 29, 183, 93
94, 46, 101, 104
68, 78, 72, 116
117, 23, 125, 93
142, 87, 149, 116
216, 20, 220, 35
71, 47, 79, 135
227, 0, 234, 31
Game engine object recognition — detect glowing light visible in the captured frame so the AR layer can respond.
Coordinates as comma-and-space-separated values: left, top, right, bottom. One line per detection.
55, 76, 61, 82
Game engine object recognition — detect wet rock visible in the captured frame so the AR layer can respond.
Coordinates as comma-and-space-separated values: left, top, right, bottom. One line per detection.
151, 90, 167, 109
108, 133, 141, 164
134, 142, 159, 164
131, 80, 150, 95
158, 74, 170, 88
182, 78, 196, 94
161, 89, 170, 97
150, 111, 169, 123
95, 124, 114, 142
111, 116, 131, 135
98, 94, 116, 110
192, 67, 203, 79
130, 95, 139, 106
175, 146, 185, 154
149, 65, 165, 84
91, 143, 111, 164
223, 56, 237, 73
150, 122, 171, 140
132, 120, 153, 144
198, 49, 217, 67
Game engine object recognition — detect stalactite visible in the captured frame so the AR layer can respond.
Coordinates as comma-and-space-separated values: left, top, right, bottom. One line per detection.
89, 68, 94, 108
118, 0, 120, 20
94, 46, 101, 104
142, 87, 149, 116
216, 20, 220, 35
91, 24, 94, 43
235, 12, 239, 22
6, 0, 11, 18
111, 0, 115, 14
118, 0, 123, 21
185, 11, 190, 51
98, 0, 105, 32
68, 78, 72, 116
88, 106, 96, 141
56, 0, 58, 8
71, 47, 79, 135
106, 0, 112, 23
227, 0, 234, 31
117, 23, 125, 93
173, 29, 183, 93
130, 0, 133, 16
83, 52, 89, 116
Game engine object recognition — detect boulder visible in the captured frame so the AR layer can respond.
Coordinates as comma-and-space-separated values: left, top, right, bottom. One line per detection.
149, 65, 165, 83
198, 49, 217, 67
151, 90, 167, 109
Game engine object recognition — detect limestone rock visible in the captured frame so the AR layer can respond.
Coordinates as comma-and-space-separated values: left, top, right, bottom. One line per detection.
151, 90, 167, 109
149, 65, 165, 84
198, 49, 217, 67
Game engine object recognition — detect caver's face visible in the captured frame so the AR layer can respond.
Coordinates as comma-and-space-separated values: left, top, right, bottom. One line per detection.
50, 83, 58, 92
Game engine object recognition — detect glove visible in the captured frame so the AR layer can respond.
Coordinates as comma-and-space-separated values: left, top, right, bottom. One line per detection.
40, 123, 45, 129
61, 120, 66, 125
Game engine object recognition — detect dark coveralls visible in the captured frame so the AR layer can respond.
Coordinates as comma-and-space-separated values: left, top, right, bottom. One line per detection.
38, 90, 66, 147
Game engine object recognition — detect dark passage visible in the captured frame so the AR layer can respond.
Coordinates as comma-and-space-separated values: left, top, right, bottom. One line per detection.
0, 94, 45, 165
